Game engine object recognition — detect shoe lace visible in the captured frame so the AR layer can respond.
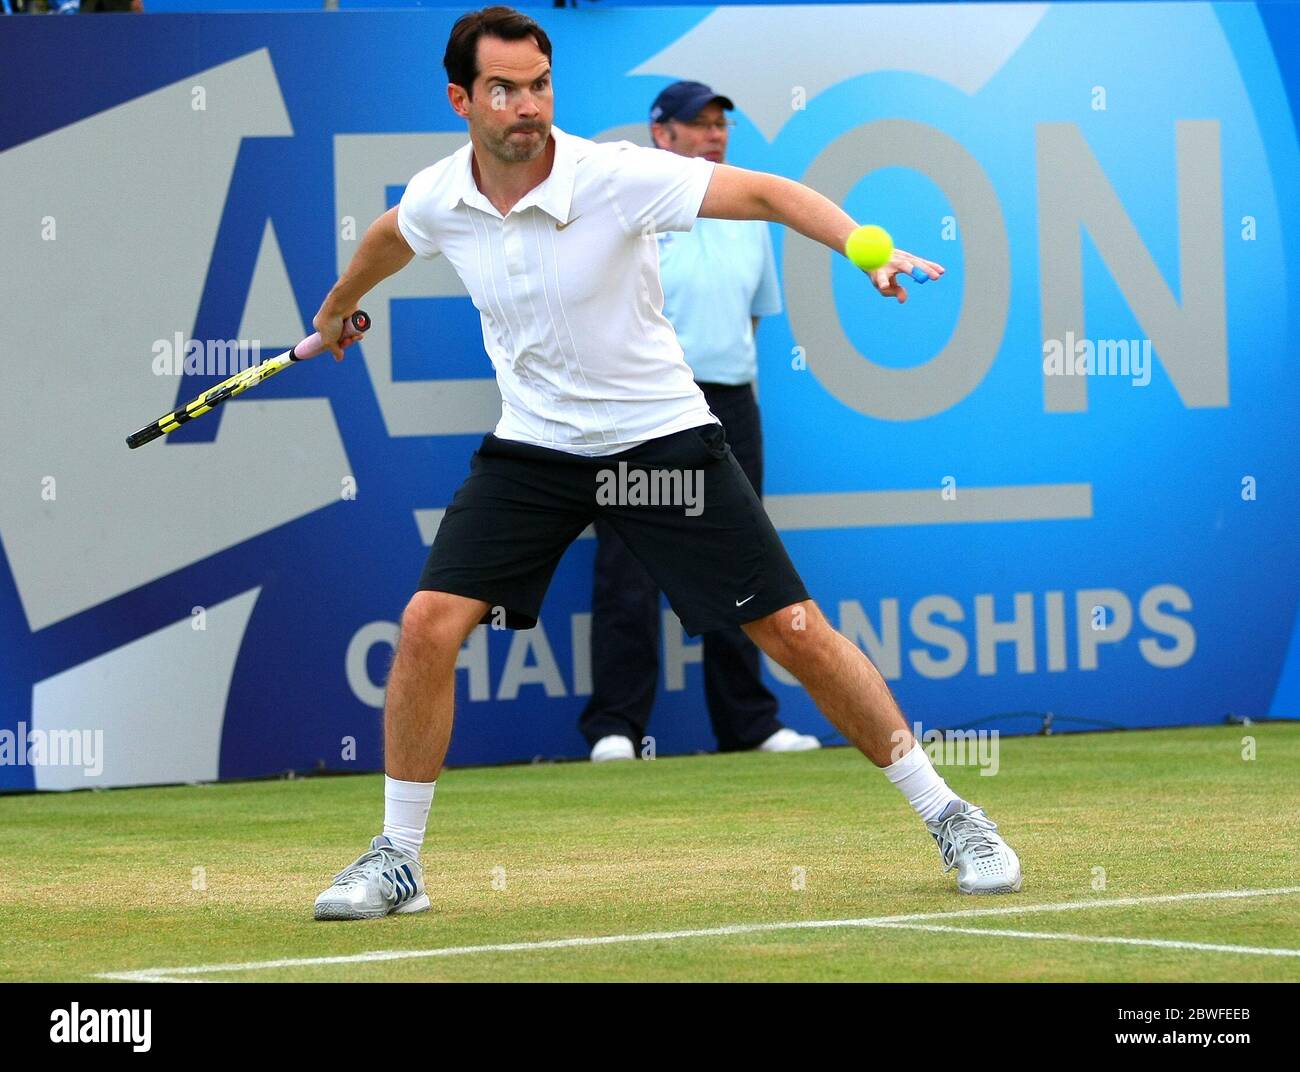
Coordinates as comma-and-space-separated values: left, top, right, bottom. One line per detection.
331, 845, 408, 896
932, 808, 1000, 873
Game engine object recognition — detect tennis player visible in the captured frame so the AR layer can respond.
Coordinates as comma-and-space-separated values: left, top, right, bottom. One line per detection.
312, 6, 1021, 920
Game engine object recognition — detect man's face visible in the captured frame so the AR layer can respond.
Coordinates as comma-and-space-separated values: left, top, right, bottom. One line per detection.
451, 35, 553, 164
652, 101, 729, 163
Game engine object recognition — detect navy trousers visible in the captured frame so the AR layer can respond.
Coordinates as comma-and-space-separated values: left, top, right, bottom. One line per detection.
578, 382, 784, 752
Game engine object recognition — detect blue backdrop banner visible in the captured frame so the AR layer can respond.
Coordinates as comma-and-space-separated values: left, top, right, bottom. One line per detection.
1, 4, 1297, 789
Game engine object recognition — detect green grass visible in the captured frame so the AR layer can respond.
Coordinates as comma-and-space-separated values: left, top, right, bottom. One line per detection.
1, 725, 1297, 982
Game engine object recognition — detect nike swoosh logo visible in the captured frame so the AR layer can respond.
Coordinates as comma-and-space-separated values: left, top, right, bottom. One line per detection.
735, 595, 756, 606
555, 215, 581, 231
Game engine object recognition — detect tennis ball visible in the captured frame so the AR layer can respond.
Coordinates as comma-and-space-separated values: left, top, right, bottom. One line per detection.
845, 225, 894, 272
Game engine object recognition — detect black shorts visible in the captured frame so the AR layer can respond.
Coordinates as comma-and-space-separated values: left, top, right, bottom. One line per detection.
417, 423, 809, 636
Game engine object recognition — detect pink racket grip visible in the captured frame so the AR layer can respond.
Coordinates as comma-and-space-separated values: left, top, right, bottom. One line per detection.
289, 310, 371, 361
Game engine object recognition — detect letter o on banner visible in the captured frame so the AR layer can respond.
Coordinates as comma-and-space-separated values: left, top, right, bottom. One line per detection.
784, 120, 1009, 420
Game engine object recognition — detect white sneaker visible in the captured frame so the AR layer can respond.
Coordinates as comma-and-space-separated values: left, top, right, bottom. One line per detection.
590, 735, 636, 762
926, 800, 1022, 894
757, 728, 821, 753
313, 835, 430, 920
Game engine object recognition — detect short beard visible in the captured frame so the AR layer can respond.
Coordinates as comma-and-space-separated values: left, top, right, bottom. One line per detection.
481, 119, 550, 163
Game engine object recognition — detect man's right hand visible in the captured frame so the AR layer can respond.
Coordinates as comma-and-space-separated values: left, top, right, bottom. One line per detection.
312, 310, 352, 362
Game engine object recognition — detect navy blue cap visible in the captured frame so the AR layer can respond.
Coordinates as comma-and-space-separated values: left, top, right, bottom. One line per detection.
649, 81, 735, 125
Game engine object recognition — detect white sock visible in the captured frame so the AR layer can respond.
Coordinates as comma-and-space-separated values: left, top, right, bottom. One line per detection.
383, 776, 436, 859
882, 741, 961, 823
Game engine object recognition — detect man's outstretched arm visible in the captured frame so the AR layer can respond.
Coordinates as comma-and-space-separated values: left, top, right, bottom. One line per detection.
313, 207, 416, 359
698, 164, 943, 304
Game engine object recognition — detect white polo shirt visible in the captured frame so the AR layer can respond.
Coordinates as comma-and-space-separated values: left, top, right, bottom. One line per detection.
397, 124, 721, 455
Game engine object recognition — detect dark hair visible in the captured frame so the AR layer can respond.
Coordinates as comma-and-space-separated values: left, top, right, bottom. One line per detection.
444, 6, 553, 99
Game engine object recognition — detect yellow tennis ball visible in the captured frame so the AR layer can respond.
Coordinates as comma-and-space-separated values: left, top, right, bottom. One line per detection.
845, 225, 894, 272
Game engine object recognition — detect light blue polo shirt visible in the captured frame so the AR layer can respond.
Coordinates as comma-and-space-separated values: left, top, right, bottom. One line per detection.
655, 217, 783, 386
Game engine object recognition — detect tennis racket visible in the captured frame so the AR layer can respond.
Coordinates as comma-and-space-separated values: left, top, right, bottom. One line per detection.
125, 310, 370, 449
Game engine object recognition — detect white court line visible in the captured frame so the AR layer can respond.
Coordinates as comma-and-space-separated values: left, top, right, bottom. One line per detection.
870, 923, 1300, 958
97, 885, 1300, 982
868, 884, 1300, 924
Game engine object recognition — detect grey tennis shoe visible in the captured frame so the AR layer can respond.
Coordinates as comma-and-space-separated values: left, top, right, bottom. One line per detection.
313, 835, 429, 920
926, 800, 1023, 894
